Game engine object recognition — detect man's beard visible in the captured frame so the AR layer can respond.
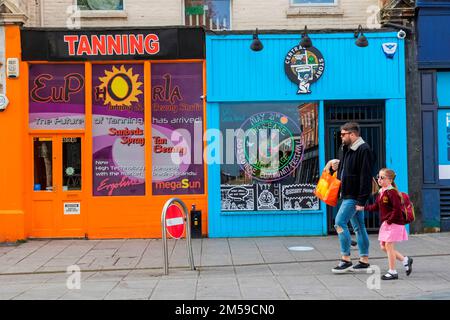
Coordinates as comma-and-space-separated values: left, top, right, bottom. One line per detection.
342, 139, 350, 146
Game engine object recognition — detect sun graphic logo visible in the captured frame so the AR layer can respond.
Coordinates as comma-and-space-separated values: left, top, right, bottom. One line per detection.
98, 65, 143, 107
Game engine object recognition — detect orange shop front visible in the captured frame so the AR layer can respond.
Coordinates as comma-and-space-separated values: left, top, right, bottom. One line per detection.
0, 26, 207, 241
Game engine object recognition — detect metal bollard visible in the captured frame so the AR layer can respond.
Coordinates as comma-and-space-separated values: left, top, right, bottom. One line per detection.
161, 198, 195, 275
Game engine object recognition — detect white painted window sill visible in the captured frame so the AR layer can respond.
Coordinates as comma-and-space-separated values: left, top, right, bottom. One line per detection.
286, 7, 344, 18
78, 10, 128, 19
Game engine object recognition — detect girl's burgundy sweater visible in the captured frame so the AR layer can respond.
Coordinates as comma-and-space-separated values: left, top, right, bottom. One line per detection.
364, 189, 405, 225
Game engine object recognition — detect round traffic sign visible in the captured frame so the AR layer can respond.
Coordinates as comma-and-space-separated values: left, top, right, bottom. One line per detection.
165, 204, 185, 239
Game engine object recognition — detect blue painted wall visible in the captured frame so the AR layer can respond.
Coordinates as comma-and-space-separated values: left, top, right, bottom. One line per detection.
206, 32, 406, 237
207, 32, 405, 102
418, 8, 450, 68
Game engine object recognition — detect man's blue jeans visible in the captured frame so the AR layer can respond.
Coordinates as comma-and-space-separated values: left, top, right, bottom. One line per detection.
334, 199, 370, 257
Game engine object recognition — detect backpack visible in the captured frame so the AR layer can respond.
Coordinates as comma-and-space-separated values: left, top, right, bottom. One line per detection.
399, 192, 415, 224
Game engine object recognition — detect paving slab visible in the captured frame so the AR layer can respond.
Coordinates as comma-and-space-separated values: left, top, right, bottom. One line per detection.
1, 233, 450, 300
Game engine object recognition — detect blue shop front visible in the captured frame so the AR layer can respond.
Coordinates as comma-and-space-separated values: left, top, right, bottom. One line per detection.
417, 1, 450, 231
206, 31, 407, 237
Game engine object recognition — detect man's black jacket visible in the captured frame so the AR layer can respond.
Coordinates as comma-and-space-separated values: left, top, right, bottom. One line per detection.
334, 140, 374, 206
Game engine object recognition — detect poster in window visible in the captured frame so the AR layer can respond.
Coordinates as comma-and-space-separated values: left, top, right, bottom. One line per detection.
281, 184, 319, 210
151, 63, 204, 195
29, 64, 85, 130
221, 185, 255, 211
256, 184, 281, 211
92, 64, 145, 196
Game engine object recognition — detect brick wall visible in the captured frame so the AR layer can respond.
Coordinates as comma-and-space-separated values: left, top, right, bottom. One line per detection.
233, 0, 382, 30
24, 0, 183, 28
23, 0, 382, 30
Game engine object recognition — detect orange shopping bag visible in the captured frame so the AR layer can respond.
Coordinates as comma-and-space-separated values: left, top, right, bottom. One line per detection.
314, 170, 341, 207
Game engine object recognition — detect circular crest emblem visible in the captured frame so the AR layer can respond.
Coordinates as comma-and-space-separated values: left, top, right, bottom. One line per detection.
284, 45, 325, 94
236, 111, 304, 182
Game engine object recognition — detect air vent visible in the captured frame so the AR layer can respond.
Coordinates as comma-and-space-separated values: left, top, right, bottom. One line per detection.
441, 188, 450, 232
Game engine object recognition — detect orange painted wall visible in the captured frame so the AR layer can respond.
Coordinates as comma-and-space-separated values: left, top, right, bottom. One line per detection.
0, 25, 27, 242
0, 26, 208, 241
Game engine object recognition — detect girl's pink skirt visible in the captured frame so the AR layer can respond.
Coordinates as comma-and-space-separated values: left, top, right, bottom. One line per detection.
378, 221, 408, 243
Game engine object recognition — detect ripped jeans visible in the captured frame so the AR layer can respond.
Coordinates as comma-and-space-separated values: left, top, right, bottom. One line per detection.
334, 199, 370, 257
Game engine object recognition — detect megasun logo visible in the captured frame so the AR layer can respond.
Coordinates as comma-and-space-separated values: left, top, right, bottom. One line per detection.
63, 34, 160, 56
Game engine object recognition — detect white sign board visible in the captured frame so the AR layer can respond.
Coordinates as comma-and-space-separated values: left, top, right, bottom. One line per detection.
64, 202, 81, 215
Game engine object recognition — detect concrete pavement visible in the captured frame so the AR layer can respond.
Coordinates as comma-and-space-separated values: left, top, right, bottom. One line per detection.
1, 233, 450, 300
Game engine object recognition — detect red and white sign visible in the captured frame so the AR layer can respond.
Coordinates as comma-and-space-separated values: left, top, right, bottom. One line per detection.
165, 204, 185, 239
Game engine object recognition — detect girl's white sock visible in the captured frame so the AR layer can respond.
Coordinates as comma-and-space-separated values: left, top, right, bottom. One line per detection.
403, 256, 409, 269
389, 269, 397, 274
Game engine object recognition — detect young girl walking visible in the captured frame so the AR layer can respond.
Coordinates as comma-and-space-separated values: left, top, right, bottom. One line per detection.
356, 168, 413, 280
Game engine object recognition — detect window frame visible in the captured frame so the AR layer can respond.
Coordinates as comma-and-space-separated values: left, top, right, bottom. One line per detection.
218, 101, 321, 214
290, 0, 338, 7
183, 0, 232, 31
75, 0, 125, 12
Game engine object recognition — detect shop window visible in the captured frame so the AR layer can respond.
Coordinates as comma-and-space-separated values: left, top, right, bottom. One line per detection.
63, 137, 82, 191
151, 62, 205, 195
184, 0, 231, 30
291, 0, 337, 5
220, 102, 320, 212
92, 64, 145, 196
33, 138, 53, 191
77, 0, 124, 10
29, 64, 85, 130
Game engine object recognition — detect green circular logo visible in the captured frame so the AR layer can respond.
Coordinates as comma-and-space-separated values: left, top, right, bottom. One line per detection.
236, 112, 304, 182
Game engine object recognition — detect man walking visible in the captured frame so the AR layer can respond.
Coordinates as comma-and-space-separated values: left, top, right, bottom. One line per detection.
327, 122, 374, 273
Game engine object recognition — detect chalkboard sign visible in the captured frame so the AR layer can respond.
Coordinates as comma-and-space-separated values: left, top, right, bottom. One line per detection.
256, 184, 281, 211
281, 184, 319, 211
221, 185, 255, 211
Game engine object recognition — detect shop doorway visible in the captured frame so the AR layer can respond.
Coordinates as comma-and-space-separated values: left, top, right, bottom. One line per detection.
325, 101, 385, 234
30, 135, 85, 238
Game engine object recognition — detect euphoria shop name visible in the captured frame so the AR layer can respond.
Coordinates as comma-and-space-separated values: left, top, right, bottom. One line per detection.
63, 34, 160, 56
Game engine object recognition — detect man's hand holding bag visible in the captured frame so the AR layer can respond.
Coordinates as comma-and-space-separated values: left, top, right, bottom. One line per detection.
314, 163, 341, 207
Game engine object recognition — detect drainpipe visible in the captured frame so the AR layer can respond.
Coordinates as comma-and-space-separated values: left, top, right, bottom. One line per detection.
40, 0, 44, 27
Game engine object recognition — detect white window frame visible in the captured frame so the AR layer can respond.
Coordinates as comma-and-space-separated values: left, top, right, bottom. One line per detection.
75, 0, 126, 12
182, 0, 232, 31
290, 0, 338, 6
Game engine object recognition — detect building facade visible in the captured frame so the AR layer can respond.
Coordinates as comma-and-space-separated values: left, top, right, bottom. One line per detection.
19, 0, 382, 30
416, 0, 450, 232
206, 30, 408, 237
1, 0, 414, 241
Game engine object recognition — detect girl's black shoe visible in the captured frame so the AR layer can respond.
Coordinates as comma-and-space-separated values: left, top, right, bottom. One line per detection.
405, 257, 413, 276
381, 272, 398, 280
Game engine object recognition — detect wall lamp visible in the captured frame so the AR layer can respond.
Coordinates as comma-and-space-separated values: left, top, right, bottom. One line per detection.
354, 25, 368, 47
250, 28, 263, 51
300, 26, 312, 48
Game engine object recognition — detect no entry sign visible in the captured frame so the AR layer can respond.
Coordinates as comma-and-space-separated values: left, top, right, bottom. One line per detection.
165, 204, 185, 239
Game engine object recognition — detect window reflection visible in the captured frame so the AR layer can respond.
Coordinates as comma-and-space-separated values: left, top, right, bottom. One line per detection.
63, 137, 82, 191
185, 0, 231, 30
33, 138, 53, 191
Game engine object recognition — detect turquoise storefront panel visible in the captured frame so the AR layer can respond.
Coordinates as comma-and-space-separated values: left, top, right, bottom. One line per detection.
206, 32, 405, 102
206, 32, 407, 238
437, 72, 450, 107
438, 109, 450, 180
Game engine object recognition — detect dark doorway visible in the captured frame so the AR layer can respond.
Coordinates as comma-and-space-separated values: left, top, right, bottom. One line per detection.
325, 100, 385, 234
